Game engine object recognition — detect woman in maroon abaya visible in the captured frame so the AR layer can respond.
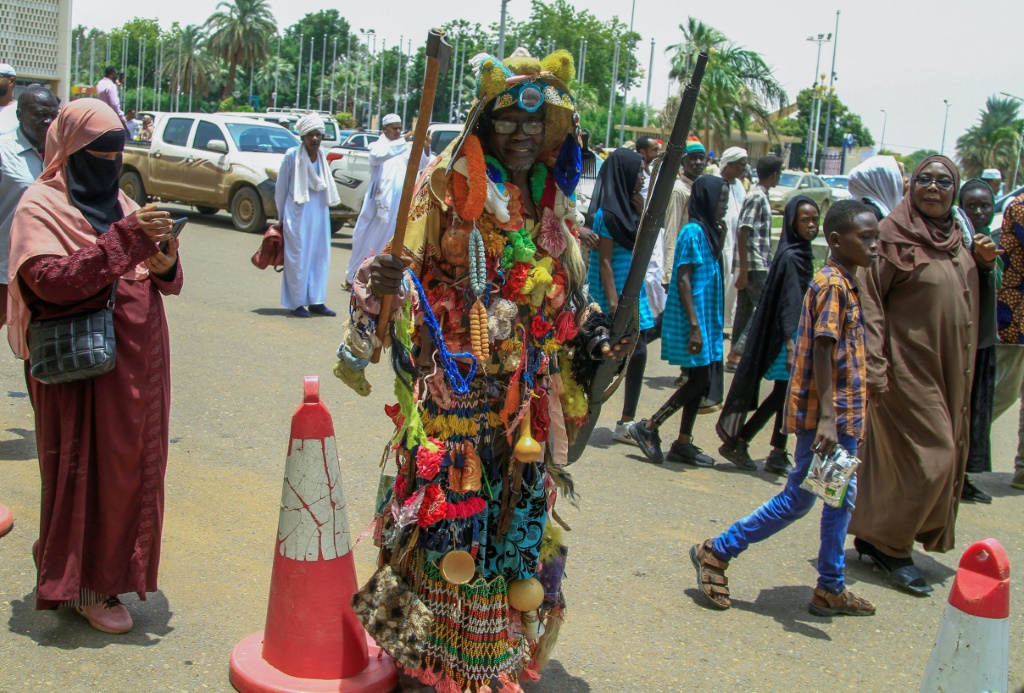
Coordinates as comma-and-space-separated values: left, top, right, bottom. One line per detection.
6, 99, 182, 634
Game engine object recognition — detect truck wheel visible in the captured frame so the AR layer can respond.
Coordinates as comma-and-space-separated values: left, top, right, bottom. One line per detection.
195, 205, 219, 215
231, 186, 267, 234
119, 170, 146, 206
330, 218, 346, 235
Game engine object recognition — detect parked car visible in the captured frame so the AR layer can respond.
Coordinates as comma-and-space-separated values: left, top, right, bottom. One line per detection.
120, 112, 349, 233
338, 131, 381, 150
229, 109, 343, 154
824, 175, 852, 201
768, 171, 834, 215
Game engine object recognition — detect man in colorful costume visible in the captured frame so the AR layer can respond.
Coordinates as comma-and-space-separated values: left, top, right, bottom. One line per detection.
337, 48, 630, 691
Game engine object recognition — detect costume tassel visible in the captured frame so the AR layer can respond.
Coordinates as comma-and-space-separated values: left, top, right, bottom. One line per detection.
553, 133, 581, 198
530, 608, 564, 673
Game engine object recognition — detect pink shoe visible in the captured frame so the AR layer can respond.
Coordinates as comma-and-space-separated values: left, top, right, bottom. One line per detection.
0, 503, 12, 537
75, 596, 133, 634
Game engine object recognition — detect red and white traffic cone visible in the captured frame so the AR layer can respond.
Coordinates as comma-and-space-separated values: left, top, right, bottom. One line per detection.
919, 537, 1010, 693
0, 503, 12, 538
229, 376, 397, 693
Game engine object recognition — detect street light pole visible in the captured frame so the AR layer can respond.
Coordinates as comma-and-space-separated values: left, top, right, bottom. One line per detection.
402, 38, 411, 127
319, 35, 327, 112
617, 0, 638, 145
330, 36, 338, 114
806, 33, 831, 171
498, 0, 509, 60
273, 35, 280, 109
643, 37, 654, 128
605, 41, 620, 146
879, 109, 887, 152
941, 99, 951, 156
295, 35, 303, 108
819, 10, 841, 174
394, 35, 402, 115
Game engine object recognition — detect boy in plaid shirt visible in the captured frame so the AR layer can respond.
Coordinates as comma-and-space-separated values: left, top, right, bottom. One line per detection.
690, 200, 880, 617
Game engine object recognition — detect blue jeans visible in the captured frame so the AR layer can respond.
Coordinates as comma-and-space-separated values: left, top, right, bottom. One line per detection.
712, 429, 858, 593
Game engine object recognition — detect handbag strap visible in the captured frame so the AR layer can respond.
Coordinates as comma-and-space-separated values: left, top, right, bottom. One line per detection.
106, 279, 120, 309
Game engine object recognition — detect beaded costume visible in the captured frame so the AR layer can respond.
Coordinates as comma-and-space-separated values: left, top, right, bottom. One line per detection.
337, 48, 609, 692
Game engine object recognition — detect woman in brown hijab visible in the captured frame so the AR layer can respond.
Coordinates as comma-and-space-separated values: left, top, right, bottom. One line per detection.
849, 155, 1000, 595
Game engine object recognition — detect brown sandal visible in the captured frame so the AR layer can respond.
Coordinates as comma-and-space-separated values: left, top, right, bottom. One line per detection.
690, 539, 731, 609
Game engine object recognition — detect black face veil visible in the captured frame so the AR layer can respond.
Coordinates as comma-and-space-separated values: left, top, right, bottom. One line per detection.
66, 128, 125, 234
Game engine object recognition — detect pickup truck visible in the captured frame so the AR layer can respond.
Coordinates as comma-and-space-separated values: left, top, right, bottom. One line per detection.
329, 123, 462, 220
120, 112, 348, 233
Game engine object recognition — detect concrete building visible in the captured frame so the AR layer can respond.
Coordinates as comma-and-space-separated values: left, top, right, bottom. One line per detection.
0, 0, 72, 103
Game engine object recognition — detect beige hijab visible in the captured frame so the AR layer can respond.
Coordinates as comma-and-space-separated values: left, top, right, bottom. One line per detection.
7, 99, 146, 359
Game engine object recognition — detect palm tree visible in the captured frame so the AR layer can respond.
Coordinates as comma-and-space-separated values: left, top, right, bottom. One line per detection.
956, 96, 1023, 181
163, 25, 220, 108
255, 55, 295, 104
204, 0, 276, 99
665, 18, 786, 150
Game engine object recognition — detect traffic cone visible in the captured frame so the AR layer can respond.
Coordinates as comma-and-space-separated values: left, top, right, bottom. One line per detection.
0, 503, 12, 537
919, 537, 1010, 693
229, 376, 398, 693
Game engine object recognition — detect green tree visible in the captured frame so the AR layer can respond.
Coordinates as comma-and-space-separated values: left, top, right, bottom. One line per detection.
163, 25, 220, 110
204, 0, 277, 100
956, 96, 1023, 181
664, 17, 786, 151
279, 10, 353, 111
783, 88, 875, 169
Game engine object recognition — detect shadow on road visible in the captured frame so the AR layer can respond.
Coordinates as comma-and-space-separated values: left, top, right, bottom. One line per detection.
523, 659, 591, 692
711, 585, 833, 641
7, 590, 174, 649
250, 308, 301, 318
976, 471, 1024, 499
0, 428, 36, 461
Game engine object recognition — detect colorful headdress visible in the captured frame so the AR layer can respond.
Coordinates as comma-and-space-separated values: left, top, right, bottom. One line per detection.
447, 47, 577, 171
686, 135, 705, 155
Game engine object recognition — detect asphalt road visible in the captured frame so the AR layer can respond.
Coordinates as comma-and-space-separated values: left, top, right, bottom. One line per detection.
1, 206, 1022, 692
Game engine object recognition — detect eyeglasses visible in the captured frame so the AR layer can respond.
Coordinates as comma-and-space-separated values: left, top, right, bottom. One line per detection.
492, 119, 545, 136
914, 175, 955, 191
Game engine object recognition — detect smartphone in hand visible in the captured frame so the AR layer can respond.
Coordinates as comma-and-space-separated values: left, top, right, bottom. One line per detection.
159, 217, 188, 254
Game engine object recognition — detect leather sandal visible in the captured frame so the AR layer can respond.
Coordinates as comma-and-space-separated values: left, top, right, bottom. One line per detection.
690, 539, 731, 610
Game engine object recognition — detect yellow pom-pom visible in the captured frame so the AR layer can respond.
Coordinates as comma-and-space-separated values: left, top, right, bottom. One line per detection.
480, 66, 509, 99
505, 56, 542, 76
541, 49, 575, 84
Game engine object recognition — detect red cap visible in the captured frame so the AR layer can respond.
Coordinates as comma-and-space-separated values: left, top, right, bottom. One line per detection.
947, 538, 1010, 619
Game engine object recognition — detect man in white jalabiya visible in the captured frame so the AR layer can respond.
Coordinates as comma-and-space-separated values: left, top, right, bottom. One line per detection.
717, 146, 748, 339
275, 113, 341, 317
342, 113, 421, 289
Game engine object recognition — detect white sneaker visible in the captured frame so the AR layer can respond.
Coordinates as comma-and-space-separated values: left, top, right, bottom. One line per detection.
613, 421, 639, 446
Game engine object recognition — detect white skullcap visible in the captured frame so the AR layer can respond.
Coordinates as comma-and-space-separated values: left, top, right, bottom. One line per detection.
981, 168, 1002, 180
382, 113, 401, 127
296, 113, 326, 136
0, 63, 15, 77
719, 147, 748, 166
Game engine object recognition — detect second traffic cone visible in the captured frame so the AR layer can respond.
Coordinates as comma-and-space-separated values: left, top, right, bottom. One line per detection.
0, 503, 12, 537
229, 376, 397, 693
919, 537, 1010, 693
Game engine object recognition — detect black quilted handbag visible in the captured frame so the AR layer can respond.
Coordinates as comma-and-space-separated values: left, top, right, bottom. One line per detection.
27, 280, 119, 385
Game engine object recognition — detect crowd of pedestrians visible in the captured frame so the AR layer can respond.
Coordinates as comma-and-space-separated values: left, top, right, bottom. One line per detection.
583, 138, 1016, 614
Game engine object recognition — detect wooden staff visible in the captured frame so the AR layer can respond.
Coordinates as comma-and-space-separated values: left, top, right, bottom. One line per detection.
371, 29, 452, 363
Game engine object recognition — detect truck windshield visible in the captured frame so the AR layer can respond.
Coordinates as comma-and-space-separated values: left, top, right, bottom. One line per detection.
225, 123, 299, 154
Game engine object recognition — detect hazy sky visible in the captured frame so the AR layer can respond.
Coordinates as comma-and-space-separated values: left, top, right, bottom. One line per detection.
73, 0, 1024, 157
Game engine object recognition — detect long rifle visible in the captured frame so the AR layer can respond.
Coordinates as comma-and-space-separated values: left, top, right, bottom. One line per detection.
371, 30, 453, 363
568, 52, 709, 463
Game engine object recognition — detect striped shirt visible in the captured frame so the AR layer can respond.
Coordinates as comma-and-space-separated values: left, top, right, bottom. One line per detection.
783, 259, 867, 437
586, 208, 655, 331
660, 222, 724, 368
738, 184, 773, 271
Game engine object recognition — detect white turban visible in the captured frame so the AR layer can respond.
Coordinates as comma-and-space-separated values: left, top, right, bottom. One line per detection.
296, 113, 326, 136
382, 113, 401, 127
719, 147, 748, 166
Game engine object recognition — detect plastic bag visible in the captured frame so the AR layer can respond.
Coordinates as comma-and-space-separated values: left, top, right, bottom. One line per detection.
801, 444, 860, 508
